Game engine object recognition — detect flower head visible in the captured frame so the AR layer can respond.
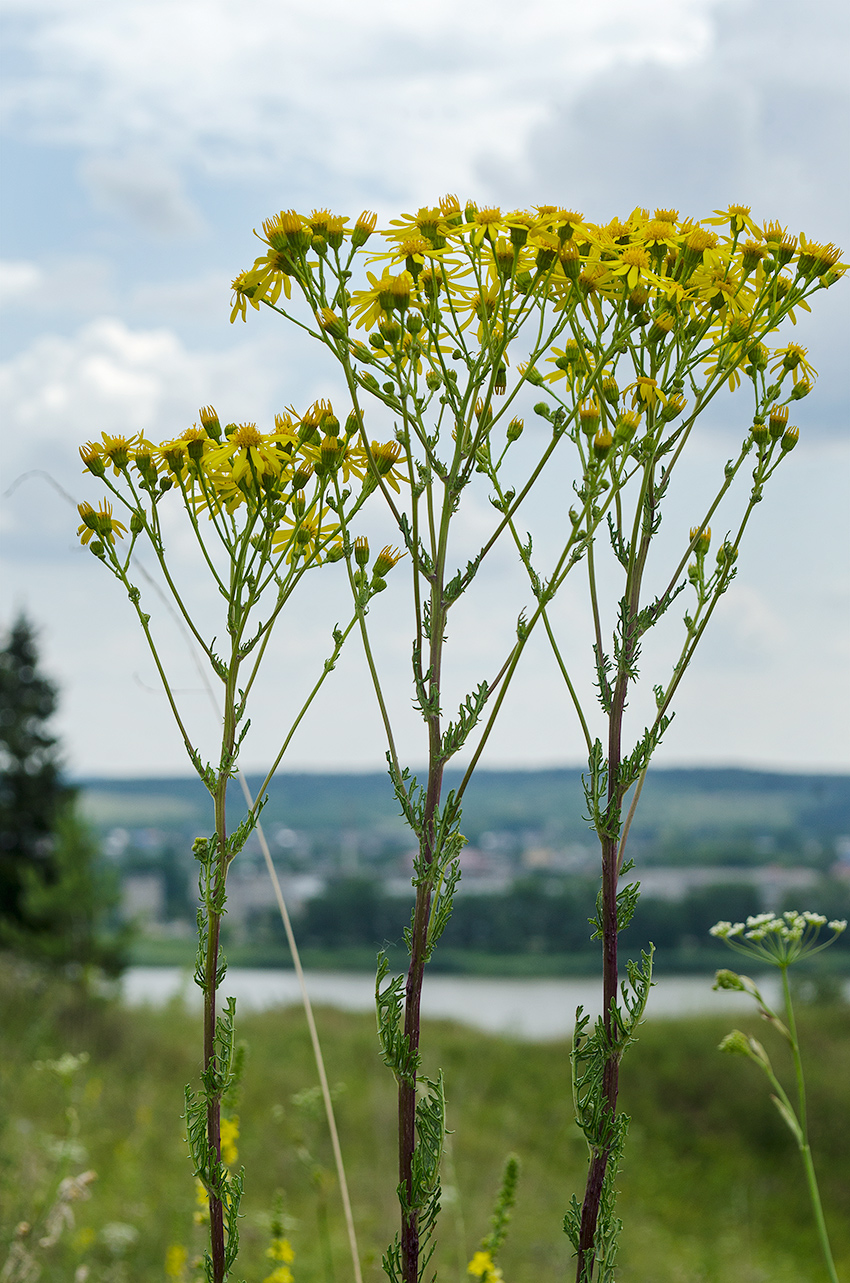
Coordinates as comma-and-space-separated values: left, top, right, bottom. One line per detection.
710, 910, 845, 967
77, 501, 128, 546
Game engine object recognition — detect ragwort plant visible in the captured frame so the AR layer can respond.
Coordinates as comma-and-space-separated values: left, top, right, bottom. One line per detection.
232, 197, 644, 1281
76, 406, 401, 1281
231, 197, 844, 1279
479, 203, 847, 1281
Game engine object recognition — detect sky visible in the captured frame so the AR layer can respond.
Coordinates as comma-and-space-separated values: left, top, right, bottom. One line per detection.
1, 0, 848, 777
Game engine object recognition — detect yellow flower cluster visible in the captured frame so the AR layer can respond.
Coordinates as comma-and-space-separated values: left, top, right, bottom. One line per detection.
467, 1248, 504, 1281
77, 403, 402, 564
230, 197, 844, 427
263, 1234, 295, 1283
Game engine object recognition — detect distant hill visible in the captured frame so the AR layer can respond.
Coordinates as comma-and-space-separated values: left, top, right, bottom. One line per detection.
78, 767, 850, 870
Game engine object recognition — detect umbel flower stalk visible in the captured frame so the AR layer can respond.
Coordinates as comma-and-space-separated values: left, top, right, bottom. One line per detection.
77, 406, 397, 1281
230, 199, 844, 1279
712, 912, 847, 1283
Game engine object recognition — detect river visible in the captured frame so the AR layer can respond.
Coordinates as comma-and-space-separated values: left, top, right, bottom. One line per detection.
119, 966, 815, 1041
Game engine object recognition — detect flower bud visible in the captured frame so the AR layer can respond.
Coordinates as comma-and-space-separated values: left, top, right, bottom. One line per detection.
199, 405, 222, 440
130, 510, 145, 534
318, 308, 346, 340
79, 442, 105, 477
494, 364, 507, 394
780, 426, 799, 452
344, 412, 361, 438
352, 211, 377, 248
751, 418, 769, 445
523, 365, 544, 387
599, 377, 618, 407
373, 544, 403, 578
661, 393, 687, 422
320, 436, 345, 472
648, 312, 675, 345
506, 417, 524, 442
718, 1030, 753, 1058
614, 411, 640, 443
354, 536, 370, 566
425, 369, 442, 391
291, 464, 314, 490
186, 434, 206, 462
325, 542, 347, 562
713, 969, 746, 991
559, 242, 582, 281
593, 428, 613, 458
326, 216, 346, 250
790, 378, 811, 400
390, 273, 412, 312
579, 400, 600, 437
690, 526, 711, 557
371, 440, 401, 476
768, 404, 789, 439
379, 319, 402, 343
406, 313, 423, 335
535, 244, 557, 271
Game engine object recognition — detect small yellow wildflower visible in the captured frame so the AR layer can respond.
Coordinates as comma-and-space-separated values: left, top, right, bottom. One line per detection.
220, 1116, 239, 1167
193, 1178, 209, 1225
263, 1269, 294, 1283
628, 376, 666, 409
266, 1237, 295, 1263
770, 343, 818, 385
164, 1243, 189, 1280
467, 1249, 503, 1281
77, 501, 128, 546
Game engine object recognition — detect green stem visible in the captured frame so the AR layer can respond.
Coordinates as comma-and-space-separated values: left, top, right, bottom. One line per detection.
781, 966, 838, 1283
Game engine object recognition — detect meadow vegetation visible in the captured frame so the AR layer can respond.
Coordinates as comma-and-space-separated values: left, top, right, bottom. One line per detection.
2, 959, 848, 1282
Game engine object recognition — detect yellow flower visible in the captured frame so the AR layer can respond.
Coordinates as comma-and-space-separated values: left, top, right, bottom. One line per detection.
607, 245, 656, 291
165, 1244, 188, 1280
706, 204, 760, 237
796, 236, 843, 280
79, 440, 106, 477
263, 1269, 294, 1283
194, 1178, 209, 1225
220, 1116, 239, 1167
770, 343, 818, 385
100, 433, 137, 473
266, 1237, 295, 1263
467, 1249, 503, 1281
627, 376, 666, 409
349, 270, 414, 330
230, 269, 261, 323
77, 501, 128, 546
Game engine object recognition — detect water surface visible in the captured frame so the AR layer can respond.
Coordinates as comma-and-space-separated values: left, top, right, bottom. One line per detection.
122, 966, 798, 1041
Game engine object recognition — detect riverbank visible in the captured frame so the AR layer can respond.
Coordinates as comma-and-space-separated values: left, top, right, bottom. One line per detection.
128, 934, 850, 977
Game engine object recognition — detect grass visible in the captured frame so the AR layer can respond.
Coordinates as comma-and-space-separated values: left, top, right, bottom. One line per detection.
1, 956, 848, 1282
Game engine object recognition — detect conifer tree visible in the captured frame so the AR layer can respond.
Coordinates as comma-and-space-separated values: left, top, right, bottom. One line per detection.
0, 614, 125, 973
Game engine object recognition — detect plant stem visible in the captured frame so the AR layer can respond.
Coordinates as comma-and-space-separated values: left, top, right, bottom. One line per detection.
781, 967, 838, 1283
206, 782, 227, 1281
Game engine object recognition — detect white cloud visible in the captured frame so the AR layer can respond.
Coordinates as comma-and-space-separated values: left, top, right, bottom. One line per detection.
1, 0, 718, 204
80, 152, 204, 236
0, 316, 302, 476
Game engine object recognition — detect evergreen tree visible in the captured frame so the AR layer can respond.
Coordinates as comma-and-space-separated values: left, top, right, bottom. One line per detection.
0, 614, 126, 973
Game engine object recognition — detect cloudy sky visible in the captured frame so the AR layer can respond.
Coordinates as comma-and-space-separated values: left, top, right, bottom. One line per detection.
1, 0, 848, 777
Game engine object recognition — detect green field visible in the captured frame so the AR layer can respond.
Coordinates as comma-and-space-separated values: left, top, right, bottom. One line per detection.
2, 958, 848, 1282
